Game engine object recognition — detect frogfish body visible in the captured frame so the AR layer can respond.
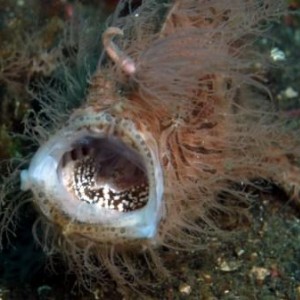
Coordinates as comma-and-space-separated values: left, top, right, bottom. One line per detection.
5, 0, 300, 293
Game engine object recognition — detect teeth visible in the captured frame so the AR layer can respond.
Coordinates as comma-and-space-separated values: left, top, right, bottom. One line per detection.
61, 145, 91, 169
81, 145, 89, 156
70, 149, 78, 161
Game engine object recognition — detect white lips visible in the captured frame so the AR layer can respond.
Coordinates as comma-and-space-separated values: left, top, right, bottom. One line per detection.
20, 111, 164, 240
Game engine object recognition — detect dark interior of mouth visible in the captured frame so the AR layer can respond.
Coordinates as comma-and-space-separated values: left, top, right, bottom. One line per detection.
60, 136, 149, 212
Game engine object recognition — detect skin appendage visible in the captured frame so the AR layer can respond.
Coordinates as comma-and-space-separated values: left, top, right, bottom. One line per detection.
102, 27, 137, 75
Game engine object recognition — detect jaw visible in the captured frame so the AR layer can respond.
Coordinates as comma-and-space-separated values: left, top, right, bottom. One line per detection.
20, 110, 164, 242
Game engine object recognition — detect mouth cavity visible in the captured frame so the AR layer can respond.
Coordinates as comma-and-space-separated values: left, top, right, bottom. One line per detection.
20, 112, 164, 240
59, 136, 149, 212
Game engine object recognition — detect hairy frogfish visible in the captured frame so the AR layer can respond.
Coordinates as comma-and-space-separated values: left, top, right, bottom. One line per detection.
1, 0, 300, 295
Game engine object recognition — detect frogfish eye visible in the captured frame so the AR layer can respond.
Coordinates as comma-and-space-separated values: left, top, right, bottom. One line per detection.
20, 110, 164, 243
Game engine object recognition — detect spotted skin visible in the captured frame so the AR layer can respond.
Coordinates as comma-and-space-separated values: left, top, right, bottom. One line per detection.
73, 156, 149, 212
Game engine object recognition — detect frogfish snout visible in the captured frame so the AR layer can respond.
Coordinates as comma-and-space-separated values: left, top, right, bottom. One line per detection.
20, 107, 164, 242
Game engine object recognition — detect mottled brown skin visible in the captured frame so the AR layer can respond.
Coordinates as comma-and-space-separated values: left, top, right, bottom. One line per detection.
89, 1, 300, 248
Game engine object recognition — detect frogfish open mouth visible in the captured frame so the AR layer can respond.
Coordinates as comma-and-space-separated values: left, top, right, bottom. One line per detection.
1, 0, 300, 295
20, 103, 164, 242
